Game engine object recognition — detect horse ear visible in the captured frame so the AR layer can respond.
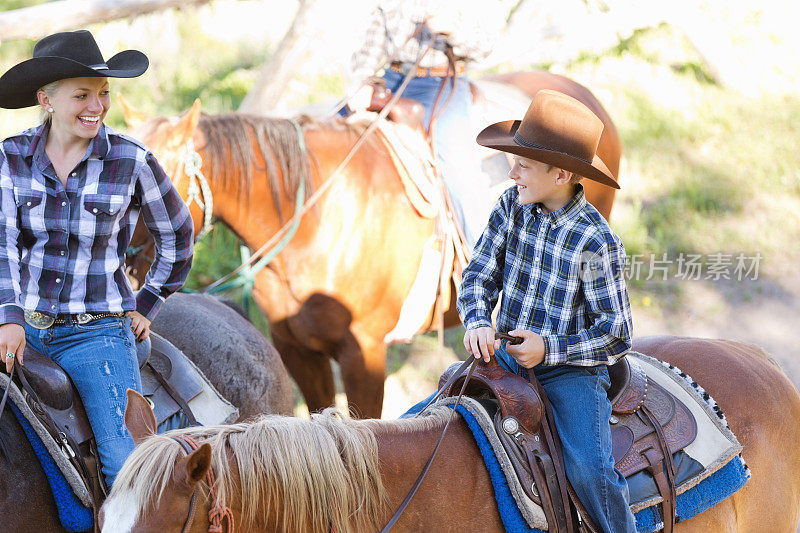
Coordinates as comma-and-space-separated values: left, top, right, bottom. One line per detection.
173, 442, 212, 488
171, 98, 202, 147
124, 389, 157, 446
117, 94, 149, 130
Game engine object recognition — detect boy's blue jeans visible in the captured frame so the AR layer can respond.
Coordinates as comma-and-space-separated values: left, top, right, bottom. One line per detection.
24, 315, 141, 489
408, 345, 637, 533
381, 70, 492, 247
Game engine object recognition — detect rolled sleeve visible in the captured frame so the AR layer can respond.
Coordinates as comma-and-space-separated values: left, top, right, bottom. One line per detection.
135, 152, 194, 320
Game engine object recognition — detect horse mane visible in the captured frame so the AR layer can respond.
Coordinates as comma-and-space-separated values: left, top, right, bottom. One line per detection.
197, 113, 314, 221
111, 407, 452, 532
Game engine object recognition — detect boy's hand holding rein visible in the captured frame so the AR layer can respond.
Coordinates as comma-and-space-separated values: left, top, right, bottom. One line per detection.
505, 329, 546, 368
464, 326, 500, 363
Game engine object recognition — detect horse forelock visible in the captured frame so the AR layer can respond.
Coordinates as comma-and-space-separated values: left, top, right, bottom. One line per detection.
198, 113, 313, 222
109, 410, 388, 532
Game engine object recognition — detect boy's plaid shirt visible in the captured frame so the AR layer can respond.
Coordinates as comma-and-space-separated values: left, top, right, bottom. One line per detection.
0, 122, 193, 326
457, 185, 633, 366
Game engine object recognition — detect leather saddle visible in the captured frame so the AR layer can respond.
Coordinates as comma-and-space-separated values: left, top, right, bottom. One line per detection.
439, 356, 697, 533
13, 332, 203, 515
366, 77, 426, 133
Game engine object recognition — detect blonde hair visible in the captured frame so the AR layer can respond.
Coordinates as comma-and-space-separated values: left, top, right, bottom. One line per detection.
37, 80, 61, 123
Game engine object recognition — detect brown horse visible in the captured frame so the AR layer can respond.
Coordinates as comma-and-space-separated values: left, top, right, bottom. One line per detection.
100, 336, 800, 532
123, 71, 623, 418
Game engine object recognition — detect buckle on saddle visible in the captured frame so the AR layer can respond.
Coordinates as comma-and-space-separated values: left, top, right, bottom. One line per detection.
24, 310, 55, 329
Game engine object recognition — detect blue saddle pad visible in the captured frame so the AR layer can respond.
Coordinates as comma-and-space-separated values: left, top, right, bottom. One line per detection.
452, 404, 750, 532
9, 401, 93, 532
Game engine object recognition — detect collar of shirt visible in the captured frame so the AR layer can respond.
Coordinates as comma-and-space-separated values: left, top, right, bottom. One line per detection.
527, 184, 586, 228
25, 121, 111, 177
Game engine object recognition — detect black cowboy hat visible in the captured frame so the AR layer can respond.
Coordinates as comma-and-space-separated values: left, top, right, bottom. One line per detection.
477, 89, 619, 188
0, 30, 148, 109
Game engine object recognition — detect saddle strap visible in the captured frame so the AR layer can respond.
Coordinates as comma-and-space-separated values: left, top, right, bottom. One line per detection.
530, 378, 576, 532
641, 405, 677, 533
524, 445, 569, 532
145, 361, 200, 427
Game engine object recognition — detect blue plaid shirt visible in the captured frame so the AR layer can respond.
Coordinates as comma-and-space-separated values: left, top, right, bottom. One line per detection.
0, 122, 193, 326
457, 185, 633, 366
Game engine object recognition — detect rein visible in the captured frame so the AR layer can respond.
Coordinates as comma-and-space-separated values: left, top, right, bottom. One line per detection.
173, 434, 234, 533
0, 364, 16, 421
380, 355, 478, 532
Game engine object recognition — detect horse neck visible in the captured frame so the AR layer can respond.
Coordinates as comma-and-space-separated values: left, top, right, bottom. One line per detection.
371, 415, 502, 530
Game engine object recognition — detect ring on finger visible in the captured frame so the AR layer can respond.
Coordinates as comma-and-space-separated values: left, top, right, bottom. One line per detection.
5, 352, 15, 359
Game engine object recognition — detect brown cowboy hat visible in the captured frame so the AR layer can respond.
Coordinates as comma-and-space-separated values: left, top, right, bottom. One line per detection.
476, 89, 619, 189
0, 30, 148, 109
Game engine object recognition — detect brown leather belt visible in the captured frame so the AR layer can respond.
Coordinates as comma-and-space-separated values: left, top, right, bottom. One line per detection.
390, 61, 465, 77
24, 310, 126, 329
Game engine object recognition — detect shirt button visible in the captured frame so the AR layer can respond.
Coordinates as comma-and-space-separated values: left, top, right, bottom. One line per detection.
92, 208, 98, 213
51, 304, 56, 309
60, 251, 65, 256
71, 172, 77, 177
56, 278, 61, 283
61, 201, 67, 206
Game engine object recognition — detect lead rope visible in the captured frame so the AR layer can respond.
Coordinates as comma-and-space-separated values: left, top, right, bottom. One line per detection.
200, 36, 439, 294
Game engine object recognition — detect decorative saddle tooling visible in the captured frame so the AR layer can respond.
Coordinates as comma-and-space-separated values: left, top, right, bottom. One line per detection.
433, 351, 750, 532
0, 332, 237, 532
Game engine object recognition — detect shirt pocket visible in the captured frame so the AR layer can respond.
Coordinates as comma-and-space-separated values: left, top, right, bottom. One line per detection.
13, 187, 46, 234
83, 193, 125, 236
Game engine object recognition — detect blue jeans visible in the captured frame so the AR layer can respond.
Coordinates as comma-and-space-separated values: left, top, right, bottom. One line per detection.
381, 70, 491, 247
24, 315, 141, 489
498, 346, 637, 533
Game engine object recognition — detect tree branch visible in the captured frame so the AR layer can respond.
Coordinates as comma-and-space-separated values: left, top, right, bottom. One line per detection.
0, 0, 210, 43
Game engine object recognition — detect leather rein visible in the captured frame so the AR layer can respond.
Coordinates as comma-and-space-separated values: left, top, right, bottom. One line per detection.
172, 434, 234, 533
379, 354, 478, 532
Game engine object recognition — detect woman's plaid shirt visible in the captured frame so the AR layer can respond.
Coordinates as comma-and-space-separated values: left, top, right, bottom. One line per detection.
0, 122, 193, 326
457, 185, 633, 366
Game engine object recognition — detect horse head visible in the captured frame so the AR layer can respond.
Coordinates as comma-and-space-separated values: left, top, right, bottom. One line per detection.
99, 390, 212, 532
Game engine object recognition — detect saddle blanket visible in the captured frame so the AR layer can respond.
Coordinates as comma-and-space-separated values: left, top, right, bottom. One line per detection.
432, 352, 750, 532
1, 344, 239, 533
0, 373, 93, 532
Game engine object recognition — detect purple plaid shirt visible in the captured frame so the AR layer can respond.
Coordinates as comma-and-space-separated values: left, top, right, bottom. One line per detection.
0, 122, 193, 326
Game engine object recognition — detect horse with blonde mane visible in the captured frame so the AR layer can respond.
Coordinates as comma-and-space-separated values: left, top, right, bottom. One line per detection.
100, 336, 800, 532
121, 71, 623, 419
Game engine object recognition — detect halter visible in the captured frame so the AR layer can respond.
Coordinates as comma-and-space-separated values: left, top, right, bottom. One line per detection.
172, 435, 234, 533
174, 139, 215, 242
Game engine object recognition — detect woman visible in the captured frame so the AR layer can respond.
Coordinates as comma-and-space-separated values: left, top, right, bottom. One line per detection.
0, 30, 193, 488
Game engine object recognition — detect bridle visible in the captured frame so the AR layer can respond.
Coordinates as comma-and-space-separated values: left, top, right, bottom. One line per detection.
172, 139, 215, 242
172, 435, 234, 533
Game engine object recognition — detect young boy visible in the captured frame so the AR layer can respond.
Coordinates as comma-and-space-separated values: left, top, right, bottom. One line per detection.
458, 90, 637, 532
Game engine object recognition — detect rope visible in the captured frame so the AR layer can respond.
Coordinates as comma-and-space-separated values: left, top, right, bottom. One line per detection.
200, 37, 438, 295
177, 138, 215, 242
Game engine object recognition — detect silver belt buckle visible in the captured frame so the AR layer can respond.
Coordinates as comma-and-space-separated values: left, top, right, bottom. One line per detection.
75, 313, 94, 325
24, 310, 55, 329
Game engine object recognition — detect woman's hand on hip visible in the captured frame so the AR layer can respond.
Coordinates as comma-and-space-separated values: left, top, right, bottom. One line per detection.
1, 323, 26, 372
127, 311, 151, 342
